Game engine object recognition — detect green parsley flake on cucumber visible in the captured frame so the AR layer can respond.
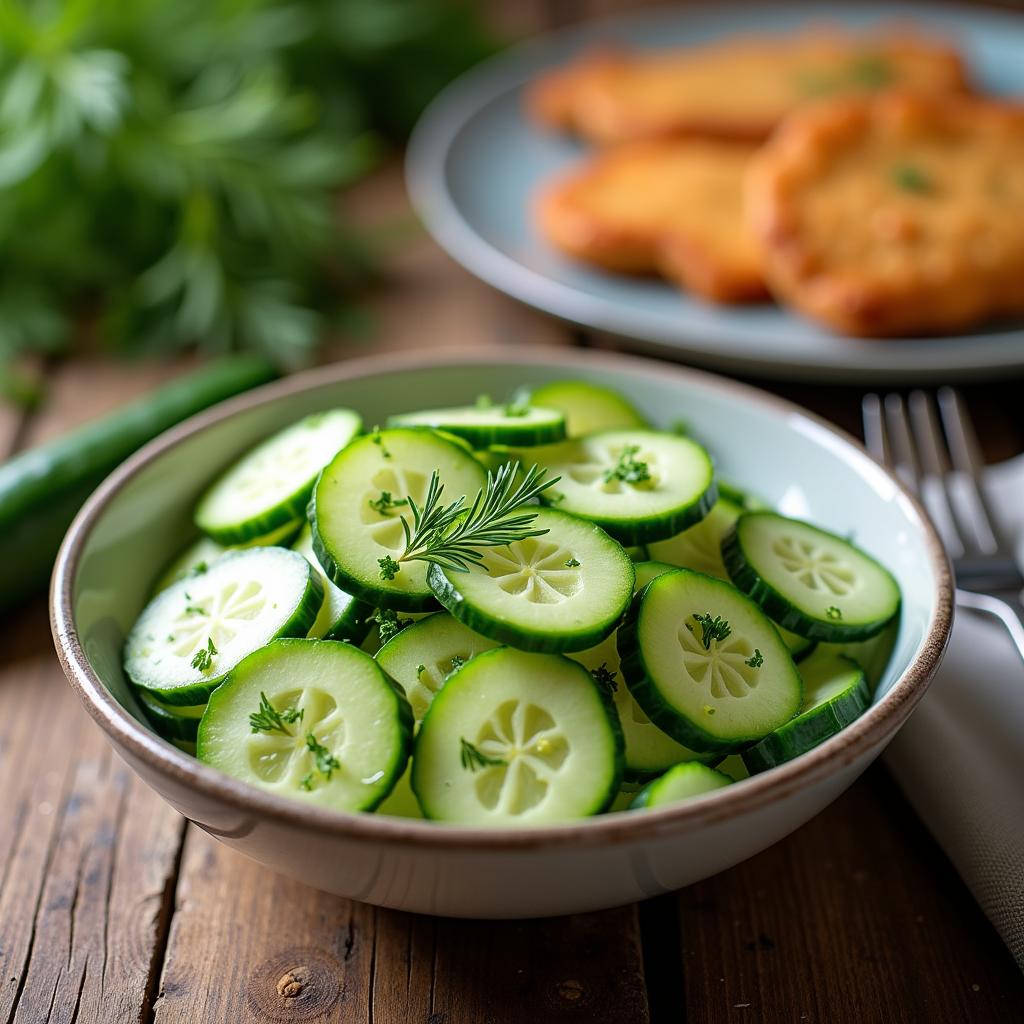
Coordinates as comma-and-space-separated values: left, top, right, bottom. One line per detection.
118, 377, 902, 825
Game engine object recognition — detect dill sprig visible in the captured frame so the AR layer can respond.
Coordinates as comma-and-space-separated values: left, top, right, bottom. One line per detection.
190, 636, 217, 672
460, 738, 506, 772
691, 613, 732, 650
377, 461, 559, 579
249, 692, 304, 735
590, 663, 619, 696
604, 445, 650, 485
306, 734, 341, 780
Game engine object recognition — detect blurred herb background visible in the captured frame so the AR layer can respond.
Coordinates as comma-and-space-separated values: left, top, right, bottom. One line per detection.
0, 0, 494, 387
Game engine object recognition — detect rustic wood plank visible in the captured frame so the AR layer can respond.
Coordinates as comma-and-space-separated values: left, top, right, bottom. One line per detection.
673, 764, 1024, 1023
154, 828, 650, 1024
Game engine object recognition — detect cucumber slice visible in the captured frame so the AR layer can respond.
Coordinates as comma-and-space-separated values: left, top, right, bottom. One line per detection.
723, 512, 901, 641
198, 639, 412, 811
292, 523, 373, 643
742, 648, 870, 773
647, 497, 742, 578
375, 612, 499, 723
529, 380, 648, 436
618, 569, 802, 752
311, 428, 488, 611
607, 783, 645, 813
412, 648, 624, 824
717, 480, 769, 512
520, 430, 716, 545
151, 519, 303, 594
195, 409, 362, 543
388, 403, 566, 447
427, 508, 634, 653
630, 762, 732, 809
817, 617, 898, 689
633, 560, 678, 592
713, 753, 750, 782
124, 547, 323, 705
374, 768, 423, 818
136, 688, 202, 743
780, 627, 817, 662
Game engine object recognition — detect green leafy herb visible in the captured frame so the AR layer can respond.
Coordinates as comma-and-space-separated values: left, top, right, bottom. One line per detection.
378, 461, 559, 578
745, 649, 764, 669
603, 445, 650, 485
891, 164, 932, 194
590, 663, 618, 695
503, 390, 531, 418
190, 636, 218, 672
184, 603, 207, 616
368, 491, 408, 515
416, 664, 427, 676
249, 692, 304, 735
193, 562, 208, 575
692, 613, 731, 650
565, 557, 580, 568
826, 606, 843, 620
373, 608, 411, 645
299, 772, 315, 791
305, 734, 340, 781
670, 419, 692, 438
460, 737, 506, 772
449, 655, 465, 673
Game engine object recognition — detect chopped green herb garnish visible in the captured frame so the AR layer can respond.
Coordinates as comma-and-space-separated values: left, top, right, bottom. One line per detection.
565, 557, 580, 568
193, 561, 208, 575
368, 491, 408, 515
249, 691, 304, 735
449, 655, 465, 673
190, 636, 218, 672
416, 664, 427, 676
371, 426, 391, 459
603, 445, 650, 485
377, 461, 559, 579
503, 389, 531, 418
460, 737, 507, 772
692, 613, 731, 650
305, 734, 340, 781
590, 663, 618, 695
184, 604, 207, 616
826, 606, 843, 620
891, 164, 932, 194
745, 649, 764, 669
670, 419, 692, 437
299, 772, 315, 791
373, 607, 411, 645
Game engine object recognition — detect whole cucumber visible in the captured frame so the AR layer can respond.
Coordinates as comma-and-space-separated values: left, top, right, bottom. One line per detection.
0, 355, 278, 611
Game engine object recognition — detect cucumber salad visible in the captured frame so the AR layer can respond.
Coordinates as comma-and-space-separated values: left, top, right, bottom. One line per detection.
123, 381, 901, 826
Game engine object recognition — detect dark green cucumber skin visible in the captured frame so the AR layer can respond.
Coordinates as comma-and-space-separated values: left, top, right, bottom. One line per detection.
741, 670, 870, 774
131, 554, 324, 706
385, 413, 566, 449
137, 691, 202, 743
629, 763, 732, 809
411, 648, 625, 819
200, 483, 314, 546
544, 479, 718, 548
425, 556, 633, 655
616, 571, 802, 755
721, 516, 900, 642
323, 595, 376, 644
0, 355, 278, 612
197, 637, 414, 812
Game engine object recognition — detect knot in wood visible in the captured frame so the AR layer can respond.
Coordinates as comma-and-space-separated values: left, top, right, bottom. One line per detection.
276, 967, 307, 998
247, 947, 341, 1022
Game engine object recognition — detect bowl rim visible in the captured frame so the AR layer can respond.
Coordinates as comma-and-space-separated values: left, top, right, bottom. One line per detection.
51, 345, 953, 851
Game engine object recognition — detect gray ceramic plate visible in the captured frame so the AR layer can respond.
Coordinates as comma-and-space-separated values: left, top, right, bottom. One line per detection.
406, 2, 1024, 382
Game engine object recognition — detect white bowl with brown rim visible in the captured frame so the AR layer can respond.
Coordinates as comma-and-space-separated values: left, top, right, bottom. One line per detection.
51, 347, 952, 918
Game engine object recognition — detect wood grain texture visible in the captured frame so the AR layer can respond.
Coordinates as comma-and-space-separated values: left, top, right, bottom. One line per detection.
674, 764, 1024, 1024
154, 829, 650, 1024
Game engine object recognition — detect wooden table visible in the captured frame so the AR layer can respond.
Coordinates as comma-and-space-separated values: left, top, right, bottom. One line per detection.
4, 9, 1024, 1021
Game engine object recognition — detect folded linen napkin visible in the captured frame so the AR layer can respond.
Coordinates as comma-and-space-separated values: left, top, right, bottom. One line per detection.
884, 457, 1024, 970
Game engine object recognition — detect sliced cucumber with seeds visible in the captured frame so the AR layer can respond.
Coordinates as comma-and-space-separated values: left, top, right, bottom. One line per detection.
427, 507, 634, 653
136, 688, 202, 743
519, 430, 716, 545
618, 569, 802, 752
151, 519, 302, 594
412, 648, 623, 824
529, 380, 648, 436
198, 638, 412, 811
311, 428, 488, 611
388, 403, 566, 447
375, 612, 499, 724
124, 547, 322, 705
630, 762, 732, 809
292, 523, 373, 643
723, 512, 901, 641
647, 496, 742, 578
196, 409, 361, 543
742, 648, 870, 773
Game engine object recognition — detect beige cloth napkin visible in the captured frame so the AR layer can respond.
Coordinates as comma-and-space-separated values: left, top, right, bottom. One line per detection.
884, 459, 1024, 970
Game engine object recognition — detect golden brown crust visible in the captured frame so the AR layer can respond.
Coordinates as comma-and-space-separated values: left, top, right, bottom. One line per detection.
535, 139, 768, 304
746, 92, 1024, 337
526, 28, 969, 145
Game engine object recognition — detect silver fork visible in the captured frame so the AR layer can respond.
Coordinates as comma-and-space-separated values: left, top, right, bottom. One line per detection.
863, 387, 1024, 659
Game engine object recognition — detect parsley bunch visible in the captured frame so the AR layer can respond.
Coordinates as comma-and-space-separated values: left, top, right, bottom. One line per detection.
0, 0, 493, 380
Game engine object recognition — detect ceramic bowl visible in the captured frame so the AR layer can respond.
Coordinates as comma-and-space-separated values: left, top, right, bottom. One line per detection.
52, 347, 952, 918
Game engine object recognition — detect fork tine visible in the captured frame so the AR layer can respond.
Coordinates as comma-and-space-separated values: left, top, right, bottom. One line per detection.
936, 387, 1003, 555
882, 393, 921, 493
861, 394, 888, 464
906, 391, 967, 558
